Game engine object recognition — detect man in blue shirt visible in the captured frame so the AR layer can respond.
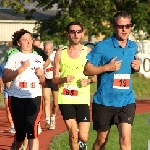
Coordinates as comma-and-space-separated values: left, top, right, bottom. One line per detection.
0, 61, 15, 133
84, 11, 140, 150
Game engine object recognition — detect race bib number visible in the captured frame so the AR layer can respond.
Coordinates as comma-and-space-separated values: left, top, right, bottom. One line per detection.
19, 82, 35, 88
62, 85, 78, 98
45, 67, 53, 72
113, 74, 130, 89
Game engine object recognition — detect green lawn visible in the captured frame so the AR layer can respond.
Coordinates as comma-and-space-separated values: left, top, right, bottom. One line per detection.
50, 113, 150, 150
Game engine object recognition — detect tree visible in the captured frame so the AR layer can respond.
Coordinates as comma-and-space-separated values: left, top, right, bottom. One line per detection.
1, 0, 150, 45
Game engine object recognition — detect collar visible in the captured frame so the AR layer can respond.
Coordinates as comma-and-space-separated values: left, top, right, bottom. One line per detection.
111, 34, 131, 48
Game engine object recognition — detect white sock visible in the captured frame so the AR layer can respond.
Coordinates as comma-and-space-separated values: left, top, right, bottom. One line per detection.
51, 114, 56, 121
46, 118, 50, 124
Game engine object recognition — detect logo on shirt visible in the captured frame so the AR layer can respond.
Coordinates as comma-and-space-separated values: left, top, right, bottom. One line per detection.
35, 59, 41, 63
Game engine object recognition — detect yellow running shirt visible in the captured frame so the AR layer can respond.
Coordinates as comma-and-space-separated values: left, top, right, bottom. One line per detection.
58, 45, 90, 105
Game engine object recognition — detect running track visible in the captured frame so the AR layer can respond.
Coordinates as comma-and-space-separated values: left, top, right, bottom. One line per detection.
0, 100, 150, 150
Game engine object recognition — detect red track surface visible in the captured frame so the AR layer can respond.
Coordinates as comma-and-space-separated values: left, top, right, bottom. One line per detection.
0, 100, 150, 150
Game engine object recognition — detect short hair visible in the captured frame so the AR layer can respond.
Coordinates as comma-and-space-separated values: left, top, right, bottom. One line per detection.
66, 21, 84, 32
113, 11, 131, 25
12, 29, 31, 46
33, 38, 41, 42
43, 41, 53, 48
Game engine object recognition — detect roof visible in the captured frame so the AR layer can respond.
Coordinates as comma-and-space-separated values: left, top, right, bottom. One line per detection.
0, 9, 57, 20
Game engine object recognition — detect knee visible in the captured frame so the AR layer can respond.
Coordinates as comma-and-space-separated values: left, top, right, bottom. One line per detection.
69, 131, 78, 143
95, 136, 108, 147
43, 99, 50, 105
79, 134, 89, 143
120, 136, 130, 146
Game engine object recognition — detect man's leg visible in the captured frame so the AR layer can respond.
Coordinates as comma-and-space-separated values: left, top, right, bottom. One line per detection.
78, 122, 90, 150
4, 91, 15, 133
118, 123, 132, 150
92, 103, 116, 150
65, 119, 79, 150
59, 104, 80, 150
117, 103, 136, 150
50, 89, 58, 130
76, 104, 90, 150
92, 131, 109, 150
43, 87, 51, 129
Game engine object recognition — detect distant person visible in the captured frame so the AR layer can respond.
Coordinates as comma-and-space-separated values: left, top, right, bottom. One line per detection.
43, 41, 58, 130
0, 62, 15, 134
33, 38, 41, 48
84, 11, 141, 150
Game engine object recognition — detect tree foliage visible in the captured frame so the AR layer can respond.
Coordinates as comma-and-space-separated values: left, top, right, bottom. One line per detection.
1, 0, 150, 45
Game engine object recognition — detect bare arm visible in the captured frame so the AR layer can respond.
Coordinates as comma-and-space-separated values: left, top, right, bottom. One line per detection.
84, 61, 107, 76
2, 60, 30, 83
2, 67, 25, 83
84, 56, 122, 76
85, 47, 97, 83
52, 49, 67, 85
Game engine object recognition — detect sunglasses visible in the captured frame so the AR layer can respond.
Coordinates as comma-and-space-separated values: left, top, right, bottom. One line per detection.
115, 24, 132, 29
69, 30, 83, 34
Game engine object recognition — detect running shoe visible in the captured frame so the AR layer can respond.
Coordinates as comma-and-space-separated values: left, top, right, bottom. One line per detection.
9, 127, 16, 134
38, 125, 42, 135
45, 122, 50, 130
49, 120, 56, 130
79, 141, 87, 150
10, 140, 16, 150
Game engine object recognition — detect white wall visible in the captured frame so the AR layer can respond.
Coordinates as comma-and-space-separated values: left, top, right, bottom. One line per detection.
0, 20, 37, 41
136, 41, 150, 78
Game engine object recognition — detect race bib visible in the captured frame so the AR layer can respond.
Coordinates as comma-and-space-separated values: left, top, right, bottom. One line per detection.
45, 67, 53, 72
62, 84, 78, 98
113, 74, 130, 89
19, 82, 35, 88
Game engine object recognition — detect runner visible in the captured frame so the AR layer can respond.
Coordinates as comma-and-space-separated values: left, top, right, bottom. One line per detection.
2, 29, 45, 150
43, 41, 58, 130
0, 62, 15, 134
84, 11, 141, 150
52, 21, 97, 150
33, 38, 41, 48
6, 29, 50, 150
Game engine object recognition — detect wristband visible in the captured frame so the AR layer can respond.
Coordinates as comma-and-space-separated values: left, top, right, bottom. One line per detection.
90, 78, 93, 84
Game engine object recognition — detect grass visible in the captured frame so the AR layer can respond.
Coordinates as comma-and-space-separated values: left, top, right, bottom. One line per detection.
49, 113, 150, 150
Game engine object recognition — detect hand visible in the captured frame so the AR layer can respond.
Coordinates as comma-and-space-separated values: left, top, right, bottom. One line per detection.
64, 75, 75, 83
21, 60, 30, 71
80, 78, 89, 87
131, 55, 141, 71
105, 56, 122, 71
35, 67, 44, 77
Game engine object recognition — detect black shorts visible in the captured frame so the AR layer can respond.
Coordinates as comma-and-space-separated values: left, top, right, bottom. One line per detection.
92, 103, 136, 132
44, 78, 58, 91
8, 96, 43, 142
59, 104, 90, 123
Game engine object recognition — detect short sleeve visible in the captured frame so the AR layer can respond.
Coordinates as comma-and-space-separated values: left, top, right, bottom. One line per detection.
86, 42, 103, 66
5, 54, 16, 71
